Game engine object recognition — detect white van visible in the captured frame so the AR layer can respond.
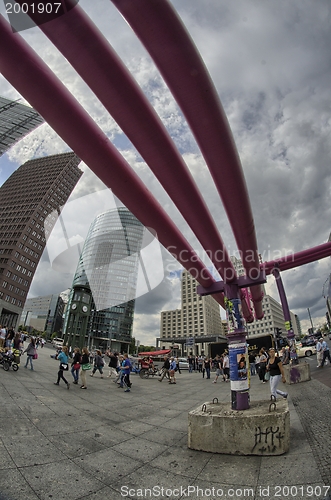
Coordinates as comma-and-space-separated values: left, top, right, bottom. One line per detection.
52, 338, 64, 348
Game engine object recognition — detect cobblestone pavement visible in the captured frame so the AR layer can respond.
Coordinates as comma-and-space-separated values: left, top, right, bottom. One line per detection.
290, 379, 331, 486
0, 345, 330, 500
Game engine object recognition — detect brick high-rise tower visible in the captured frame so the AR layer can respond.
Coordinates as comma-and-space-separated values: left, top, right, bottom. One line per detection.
0, 152, 82, 327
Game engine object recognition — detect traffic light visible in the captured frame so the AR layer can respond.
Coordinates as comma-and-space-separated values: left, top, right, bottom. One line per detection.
326, 312, 331, 329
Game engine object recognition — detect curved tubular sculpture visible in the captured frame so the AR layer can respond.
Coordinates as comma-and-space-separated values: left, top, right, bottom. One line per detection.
262, 243, 331, 275
14, 0, 237, 285
0, 14, 223, 298
110, 0, 264, 319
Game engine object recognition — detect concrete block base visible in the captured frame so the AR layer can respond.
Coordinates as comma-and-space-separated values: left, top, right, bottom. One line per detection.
188, 399, 290, 456
283, 362, 311, 384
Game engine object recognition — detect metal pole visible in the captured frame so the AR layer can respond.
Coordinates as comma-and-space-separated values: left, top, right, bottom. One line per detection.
272, 266, 298, 364
307, 308, 314, 332
224, 282, 249, 411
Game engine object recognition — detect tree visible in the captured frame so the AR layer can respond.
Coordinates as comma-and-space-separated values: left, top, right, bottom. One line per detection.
138, 345, 155, 353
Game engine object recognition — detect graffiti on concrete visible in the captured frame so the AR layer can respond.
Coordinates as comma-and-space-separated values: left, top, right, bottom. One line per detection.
252, 426, 285, 453
290, 367, 301, 384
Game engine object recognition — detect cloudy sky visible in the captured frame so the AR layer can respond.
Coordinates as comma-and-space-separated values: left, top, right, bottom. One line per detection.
0, 0, 330, 343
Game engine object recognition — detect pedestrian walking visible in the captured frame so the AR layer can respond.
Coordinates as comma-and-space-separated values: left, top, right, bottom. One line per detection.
54, 346, 70, 389
175, 357, 181, 374
90, 349, 104, 378
320, 338, 331, 367
212, 356, 222, 383
258, 349, 268, 383
222, 351, 230, 382
159, 355, 170, 382
197, 356, 203, 373
188, 355, 194, 373
280, 347, 290, 366
315, 339, 323, 367
0, 325, 6, 348
71, 347, 81, 384
266, 348, 288, 400
107, 351, 118, 378
23, 337, 36, 370
203, 357, 211, 379
12, 332, 23, 352
249, 351, 256, 375
80, 347, 90, 389
120, 353, 132, 392
169, 357, 177, 384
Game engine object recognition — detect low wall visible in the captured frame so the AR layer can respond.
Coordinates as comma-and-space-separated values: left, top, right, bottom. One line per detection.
283, 362, 311, 384
188, 399, 290, 456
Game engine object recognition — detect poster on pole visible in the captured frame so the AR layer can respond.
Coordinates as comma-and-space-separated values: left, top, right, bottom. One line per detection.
229, 342, 249, 391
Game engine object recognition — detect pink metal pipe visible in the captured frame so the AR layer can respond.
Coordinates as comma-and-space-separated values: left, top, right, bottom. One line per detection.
0, 14, 220, 294
111, 0, 264, 319
262, 243, 331, 275
14, 0, 237, 284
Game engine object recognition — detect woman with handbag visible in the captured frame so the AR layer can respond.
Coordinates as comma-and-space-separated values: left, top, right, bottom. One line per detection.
71, 347, 81, 385
54, 345, 70, 389
80, 347, 90, 389
23, 337, 36, 370
267, 348, 288, 400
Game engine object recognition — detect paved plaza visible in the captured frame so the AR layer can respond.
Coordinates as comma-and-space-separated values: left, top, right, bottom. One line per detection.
0, 345, 330, 500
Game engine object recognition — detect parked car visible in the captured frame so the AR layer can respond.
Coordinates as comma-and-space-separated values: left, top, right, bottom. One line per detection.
177, 357, 189, 370
52, 337, 64, 349
295, 342, 316, 357
300, 336, 316, 347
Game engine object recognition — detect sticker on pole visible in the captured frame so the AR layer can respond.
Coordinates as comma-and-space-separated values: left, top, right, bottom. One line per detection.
229, 343, 249, 391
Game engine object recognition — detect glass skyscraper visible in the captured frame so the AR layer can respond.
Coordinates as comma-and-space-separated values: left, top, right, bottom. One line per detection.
0, 96, 44, 157
65, 207, 145, 350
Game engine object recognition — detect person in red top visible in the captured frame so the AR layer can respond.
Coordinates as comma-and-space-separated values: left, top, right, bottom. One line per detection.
140, 357, 150, 369
148, 357, 155, 371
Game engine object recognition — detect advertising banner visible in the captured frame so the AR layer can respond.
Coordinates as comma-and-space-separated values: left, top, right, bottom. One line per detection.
229, 342, 249, 391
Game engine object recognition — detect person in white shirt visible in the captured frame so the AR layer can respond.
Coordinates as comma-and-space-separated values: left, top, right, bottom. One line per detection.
0, 325, 6, 348
320, 339, 331, 368
222, 352, 230, 382
315, 339, 323, 368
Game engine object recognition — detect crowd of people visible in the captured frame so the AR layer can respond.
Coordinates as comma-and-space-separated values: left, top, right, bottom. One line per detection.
3, 327, 331, 401
50, 347, 133, 392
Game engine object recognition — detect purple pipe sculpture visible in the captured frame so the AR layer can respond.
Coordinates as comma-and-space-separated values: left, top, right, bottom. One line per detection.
262, 242, 331, 275
14, 0, 238, 288
111, 0, 264, 319
0, 14, 225, 302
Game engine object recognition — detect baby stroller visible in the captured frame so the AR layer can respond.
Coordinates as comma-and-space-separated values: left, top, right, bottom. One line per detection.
0, 349, 20, 371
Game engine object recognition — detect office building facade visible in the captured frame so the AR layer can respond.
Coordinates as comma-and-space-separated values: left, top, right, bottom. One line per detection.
0, 96, 44, 157
159, 270, 226, 355
20, 293, 65, 337
64, 207, 145, 351
245, 294, 299, 338
0, 152, 82, 327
